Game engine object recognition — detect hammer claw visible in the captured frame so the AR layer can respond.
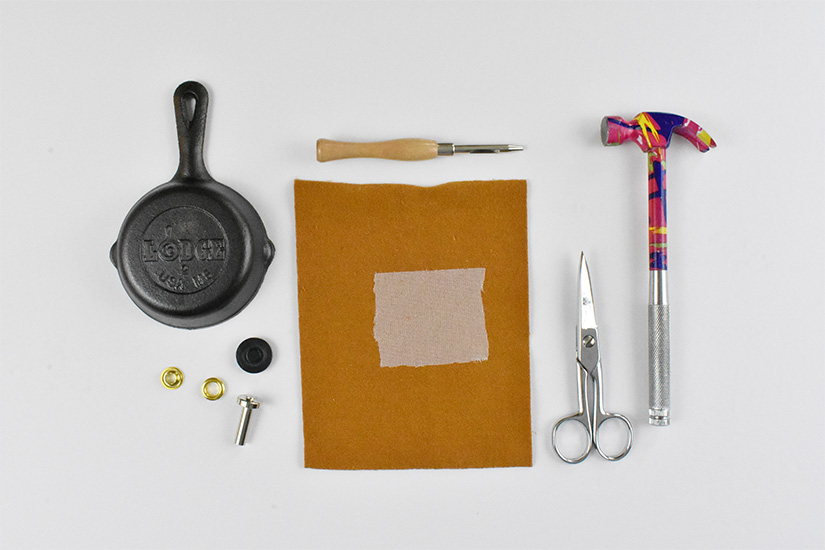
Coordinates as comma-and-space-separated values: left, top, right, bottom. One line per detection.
674, 120, 716, 152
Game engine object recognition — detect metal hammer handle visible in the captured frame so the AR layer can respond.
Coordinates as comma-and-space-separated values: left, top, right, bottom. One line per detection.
649, 268, 670, 426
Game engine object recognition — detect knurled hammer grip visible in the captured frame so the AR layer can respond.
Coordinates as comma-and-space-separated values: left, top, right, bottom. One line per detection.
601, 112, 716, 426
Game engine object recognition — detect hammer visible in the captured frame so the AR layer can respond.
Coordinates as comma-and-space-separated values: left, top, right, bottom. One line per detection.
601, 112, 716, 426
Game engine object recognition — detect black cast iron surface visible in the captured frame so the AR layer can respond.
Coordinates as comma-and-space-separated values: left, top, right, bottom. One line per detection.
110, 81, 274, 329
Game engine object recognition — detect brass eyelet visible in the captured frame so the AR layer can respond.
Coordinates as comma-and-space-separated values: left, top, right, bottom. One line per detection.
201, 377, 225, 400
161, 367, 184, 389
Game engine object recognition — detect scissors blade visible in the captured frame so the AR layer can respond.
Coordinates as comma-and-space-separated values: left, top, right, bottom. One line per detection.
578, 253, 597, 331
577, 253, 600, 376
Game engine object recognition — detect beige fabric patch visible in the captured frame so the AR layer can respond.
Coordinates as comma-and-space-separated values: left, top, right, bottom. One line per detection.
373, 268, 489, 367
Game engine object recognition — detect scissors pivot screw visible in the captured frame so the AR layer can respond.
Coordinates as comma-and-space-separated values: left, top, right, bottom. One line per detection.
582, 335, 596, 348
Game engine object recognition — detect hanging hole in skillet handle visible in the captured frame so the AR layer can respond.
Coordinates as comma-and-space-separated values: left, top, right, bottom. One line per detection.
551, 416, 592, 464
182, 94, 196, 125
594, 415, 633, 461
172, 81, 211, 182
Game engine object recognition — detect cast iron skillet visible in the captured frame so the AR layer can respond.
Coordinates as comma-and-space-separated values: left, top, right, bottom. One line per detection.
110, 81, 274, 329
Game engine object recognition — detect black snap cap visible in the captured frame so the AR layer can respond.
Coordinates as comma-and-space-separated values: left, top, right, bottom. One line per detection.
236, 337, 272, 374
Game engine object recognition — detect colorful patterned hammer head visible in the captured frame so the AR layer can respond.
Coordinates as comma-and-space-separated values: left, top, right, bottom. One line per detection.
601, 112, 716, 153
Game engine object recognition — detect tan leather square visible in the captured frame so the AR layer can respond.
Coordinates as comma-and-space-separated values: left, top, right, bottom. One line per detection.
294, 179, 531, 469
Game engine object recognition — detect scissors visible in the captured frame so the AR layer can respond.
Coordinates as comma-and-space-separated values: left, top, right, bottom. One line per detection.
552, 253, 633, 464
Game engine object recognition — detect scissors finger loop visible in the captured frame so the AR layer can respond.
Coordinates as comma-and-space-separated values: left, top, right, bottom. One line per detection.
593, 413, 633, 461
551, 415, 592, 465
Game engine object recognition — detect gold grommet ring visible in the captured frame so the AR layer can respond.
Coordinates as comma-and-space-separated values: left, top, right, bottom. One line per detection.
161, 367, 184, 389
201, 377, 225, 400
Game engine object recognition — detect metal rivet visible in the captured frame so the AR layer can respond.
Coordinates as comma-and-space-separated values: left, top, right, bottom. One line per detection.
235, 395, 260, 446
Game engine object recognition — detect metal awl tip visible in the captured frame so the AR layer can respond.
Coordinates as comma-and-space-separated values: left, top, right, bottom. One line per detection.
500, 144, 524, 152
441, 144, 525, 155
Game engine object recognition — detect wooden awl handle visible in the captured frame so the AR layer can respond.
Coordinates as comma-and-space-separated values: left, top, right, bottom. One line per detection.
316, 138, 439, 162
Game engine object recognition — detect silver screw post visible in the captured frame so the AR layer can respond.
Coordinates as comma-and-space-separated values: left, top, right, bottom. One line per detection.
235, 395, 260, 446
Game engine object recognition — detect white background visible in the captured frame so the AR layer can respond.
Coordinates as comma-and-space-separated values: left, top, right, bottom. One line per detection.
1, 1, 823, 549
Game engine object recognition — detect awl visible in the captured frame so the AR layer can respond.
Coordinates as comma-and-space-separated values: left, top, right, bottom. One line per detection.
316, 138, 523, 162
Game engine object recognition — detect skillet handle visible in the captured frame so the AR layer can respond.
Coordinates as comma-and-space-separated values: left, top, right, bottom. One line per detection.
172, 81, 211, 182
